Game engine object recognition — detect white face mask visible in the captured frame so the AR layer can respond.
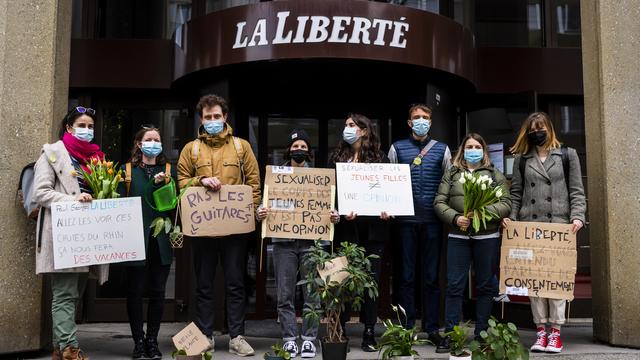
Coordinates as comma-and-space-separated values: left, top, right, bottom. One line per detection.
73, 127, 94, 142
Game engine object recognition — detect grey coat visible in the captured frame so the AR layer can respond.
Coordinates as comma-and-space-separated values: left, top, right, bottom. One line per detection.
33, 141, 109, 284
509, 147, 586, 224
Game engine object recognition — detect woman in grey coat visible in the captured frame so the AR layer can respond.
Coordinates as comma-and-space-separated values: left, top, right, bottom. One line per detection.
503, 112, 586, 354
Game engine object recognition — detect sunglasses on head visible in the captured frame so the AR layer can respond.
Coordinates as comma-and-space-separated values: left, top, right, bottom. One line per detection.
141, 124, 160, 130
74, 106, 95, 115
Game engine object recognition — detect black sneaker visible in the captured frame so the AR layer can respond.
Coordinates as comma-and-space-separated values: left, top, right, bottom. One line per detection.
132, 339, 146, 360
427, 332, 443, 346
145, 337, 162, 360
361, 326, 377, 352
436, 335, 451, 353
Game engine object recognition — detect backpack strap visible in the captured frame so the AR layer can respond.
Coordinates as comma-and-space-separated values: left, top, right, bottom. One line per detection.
232, 136, 246, 184
125, 162, 132, 195
164, 163, 172, 184
191, 139, 200, 173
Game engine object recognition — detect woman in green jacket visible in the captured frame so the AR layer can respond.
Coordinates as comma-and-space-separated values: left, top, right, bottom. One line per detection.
433, 133, 511, 352
121, 126, 176, 360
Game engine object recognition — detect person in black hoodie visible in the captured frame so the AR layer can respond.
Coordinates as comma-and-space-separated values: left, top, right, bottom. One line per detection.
329, 113, 391, 352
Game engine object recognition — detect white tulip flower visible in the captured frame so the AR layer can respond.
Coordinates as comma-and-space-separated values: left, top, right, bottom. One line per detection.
458, 176, 466, 184
481, 183, 487, 191
496, 189, 503, 198
470, 177, 476, 184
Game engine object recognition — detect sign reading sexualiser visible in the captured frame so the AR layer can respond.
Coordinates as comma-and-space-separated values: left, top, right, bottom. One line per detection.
51, 197, 145, 270
499, 221, 577, 300
336, 162, 414, 216
262, 166, 336, 241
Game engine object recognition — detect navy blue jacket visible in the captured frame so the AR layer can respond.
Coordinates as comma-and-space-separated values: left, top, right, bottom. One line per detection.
388, 136, 451, 223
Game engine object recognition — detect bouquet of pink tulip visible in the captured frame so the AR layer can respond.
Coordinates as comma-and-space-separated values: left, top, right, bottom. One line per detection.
458, 171, 505, 232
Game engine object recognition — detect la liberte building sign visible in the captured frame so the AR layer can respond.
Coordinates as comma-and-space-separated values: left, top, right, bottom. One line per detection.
232, 11, 410, 49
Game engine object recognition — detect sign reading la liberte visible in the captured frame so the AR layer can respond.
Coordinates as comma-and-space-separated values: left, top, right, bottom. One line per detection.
51, 197, 145, 270
233, 11, 410, 49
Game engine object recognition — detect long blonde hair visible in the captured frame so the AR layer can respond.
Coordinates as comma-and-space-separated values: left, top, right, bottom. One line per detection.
510, 112, 561, 154
452, 133, 492, 169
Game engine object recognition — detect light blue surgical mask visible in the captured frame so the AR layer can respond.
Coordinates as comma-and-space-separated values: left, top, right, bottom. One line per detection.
203, 120, 224, 135
412, 118, 431, 137
141, 141, 163, 158
342, 127, 359, 145
464, 148, 484, 164
73, 127, 94, 142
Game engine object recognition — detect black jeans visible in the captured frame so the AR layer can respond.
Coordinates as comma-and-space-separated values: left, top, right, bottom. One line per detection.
126, 238, 171, 341
192, 235, 247, 338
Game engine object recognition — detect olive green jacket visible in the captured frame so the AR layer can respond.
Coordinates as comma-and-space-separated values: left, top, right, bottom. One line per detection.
433, 164, 511, 236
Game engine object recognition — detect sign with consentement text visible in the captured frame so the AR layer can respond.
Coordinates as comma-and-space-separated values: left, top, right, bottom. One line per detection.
499, 221, 577, 300
172, 322, 210, 356
180, 185, 255, 237
262, 166, 335, 241
335, 162, 414, 216
51, 197, 145, 270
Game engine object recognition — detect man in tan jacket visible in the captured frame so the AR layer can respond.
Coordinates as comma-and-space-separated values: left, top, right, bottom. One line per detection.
177, 94, 260, 356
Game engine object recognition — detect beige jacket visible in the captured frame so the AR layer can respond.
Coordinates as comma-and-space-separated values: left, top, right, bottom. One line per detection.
33, 141, 109, 284
177, 124, 261, 206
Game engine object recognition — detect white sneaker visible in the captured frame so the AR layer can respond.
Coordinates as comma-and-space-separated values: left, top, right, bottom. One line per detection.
300, 340, 316, 358
283, 340, 299, 358
208, 336, 215, 353
229, 335, 255, 357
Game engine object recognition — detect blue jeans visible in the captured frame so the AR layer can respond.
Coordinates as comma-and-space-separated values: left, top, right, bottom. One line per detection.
397, 222, 443, 333
444, 236, 499, 335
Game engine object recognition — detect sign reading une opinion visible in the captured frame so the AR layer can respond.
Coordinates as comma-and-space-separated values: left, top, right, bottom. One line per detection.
233, 11, 410, 49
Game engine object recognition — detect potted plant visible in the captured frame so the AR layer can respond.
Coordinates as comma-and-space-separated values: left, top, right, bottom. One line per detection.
376, 304, 427, 359
264, 342, 292, 360
469, 317, 529, 360
298, 241, 379, 360
171, 349, 212, 360
445, 324, 471, 360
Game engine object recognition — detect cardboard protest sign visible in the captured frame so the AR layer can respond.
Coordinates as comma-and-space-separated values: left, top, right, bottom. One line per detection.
180, 185, 255, 237
262, 166, 336, 241
318, 256, 349, 285
499, 221, 577, 300
172, 322, 210, 356
51, 197, 145, 270
335, 162, 414, 216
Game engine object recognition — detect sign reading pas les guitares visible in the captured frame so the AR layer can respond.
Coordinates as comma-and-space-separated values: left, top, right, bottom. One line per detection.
499, 221, 577, 300
180, 185, 255, 237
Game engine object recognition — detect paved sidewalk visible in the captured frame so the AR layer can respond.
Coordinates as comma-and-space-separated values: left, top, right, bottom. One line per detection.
10, 320, 640, 360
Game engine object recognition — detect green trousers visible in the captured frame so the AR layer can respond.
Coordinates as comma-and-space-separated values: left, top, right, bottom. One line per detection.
51, 272, 88, 350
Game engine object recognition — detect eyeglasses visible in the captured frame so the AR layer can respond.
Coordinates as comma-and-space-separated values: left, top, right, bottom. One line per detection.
74, 106, 95, 115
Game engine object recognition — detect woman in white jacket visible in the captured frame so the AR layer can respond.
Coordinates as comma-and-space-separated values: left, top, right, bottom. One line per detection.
33, 107, 109, 360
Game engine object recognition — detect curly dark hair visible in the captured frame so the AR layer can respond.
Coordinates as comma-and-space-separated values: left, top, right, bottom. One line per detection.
128, 127, 167, 167
330, 113, 384, 164
196, 94, 228, 117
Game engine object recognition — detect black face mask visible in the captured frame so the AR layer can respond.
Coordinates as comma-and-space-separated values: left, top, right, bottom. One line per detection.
527, 130, 547, 146
290, 149, 309, 164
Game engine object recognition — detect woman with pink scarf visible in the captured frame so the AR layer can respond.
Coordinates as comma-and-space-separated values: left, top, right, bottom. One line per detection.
33, 106, 109, 360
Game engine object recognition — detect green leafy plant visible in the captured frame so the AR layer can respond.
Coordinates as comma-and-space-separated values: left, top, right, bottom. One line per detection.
149, 178, 193, 247
170, 349, 212, 360
469, 317, 529, 360
458, 171, 505, 232
264, 342, 291, 359
376, 304, 427, 359
298, 241, 379, 343
445, 323, 470, 357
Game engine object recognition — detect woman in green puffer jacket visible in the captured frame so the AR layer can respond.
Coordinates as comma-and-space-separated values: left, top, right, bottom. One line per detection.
433, 133, 511, 352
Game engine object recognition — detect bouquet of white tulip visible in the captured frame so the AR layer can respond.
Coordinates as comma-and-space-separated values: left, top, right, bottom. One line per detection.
458, 171, 505, 232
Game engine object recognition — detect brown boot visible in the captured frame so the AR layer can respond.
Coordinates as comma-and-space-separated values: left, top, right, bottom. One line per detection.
52, 347, 62, 360
62, 346, 89, 360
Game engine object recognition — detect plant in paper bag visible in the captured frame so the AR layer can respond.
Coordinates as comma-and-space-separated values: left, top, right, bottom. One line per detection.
79, 157, 123, 199
458, 171, 505, 232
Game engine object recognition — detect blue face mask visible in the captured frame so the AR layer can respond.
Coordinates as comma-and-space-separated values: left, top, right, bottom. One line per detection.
412, 118, 431, 137
464, 148, 484, 164
342, 127, 359, 145
203, 120, 224, 135
141, 141, 163, 158
73, 127, 94, 142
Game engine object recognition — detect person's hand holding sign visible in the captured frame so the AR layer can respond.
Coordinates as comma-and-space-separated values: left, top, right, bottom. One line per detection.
571, 219, 583, 234
380, 211, 393, 221
257, 206, 268, 221
330, 210, 340, 224
345, 211, 357, 221
201, 176, 222, 191
75, 193, 92, 202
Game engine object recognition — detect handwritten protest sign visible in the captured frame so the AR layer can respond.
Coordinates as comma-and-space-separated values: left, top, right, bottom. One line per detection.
180, 185, 255, 237
51, 197, 145, 270
262, 166, 335, 241
499, 221, 577, 300
335, 162, 414, 216
172, 322, 210, 356
318, 256, 349, 285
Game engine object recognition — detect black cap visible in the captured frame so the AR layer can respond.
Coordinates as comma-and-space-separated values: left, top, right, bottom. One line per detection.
287, 129, 312, 151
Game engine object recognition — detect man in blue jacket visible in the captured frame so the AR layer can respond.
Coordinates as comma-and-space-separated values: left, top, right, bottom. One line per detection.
388, 104, 451, 343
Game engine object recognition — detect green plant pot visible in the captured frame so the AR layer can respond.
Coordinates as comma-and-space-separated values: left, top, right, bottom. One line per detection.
176, 355, 202, 360
320, 338, 349, 360
392, 356, 414, 360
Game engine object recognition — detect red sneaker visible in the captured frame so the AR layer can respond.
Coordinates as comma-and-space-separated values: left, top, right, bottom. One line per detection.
546, 329, 563, 353
530, 327, 547, 352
